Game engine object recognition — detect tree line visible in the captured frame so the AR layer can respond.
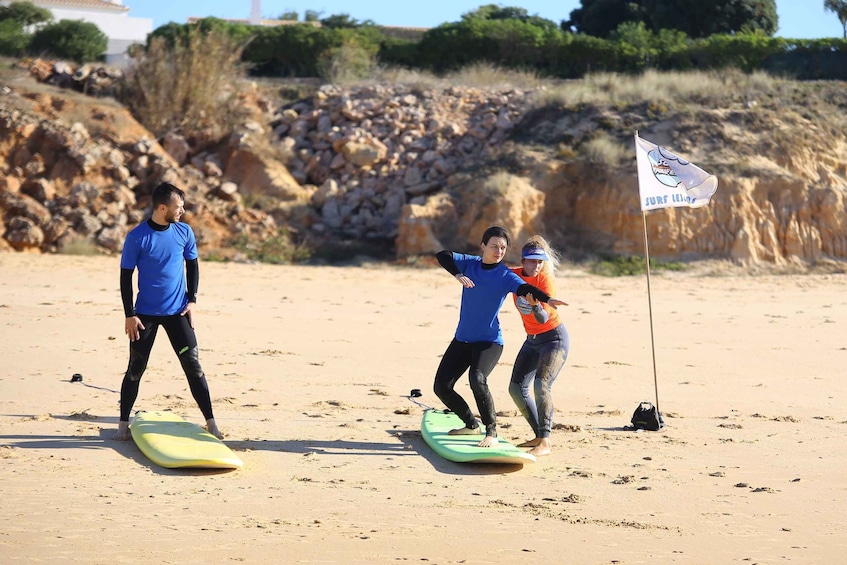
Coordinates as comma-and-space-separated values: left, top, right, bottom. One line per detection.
1, 1, 846, 80
0, 2, 106, 62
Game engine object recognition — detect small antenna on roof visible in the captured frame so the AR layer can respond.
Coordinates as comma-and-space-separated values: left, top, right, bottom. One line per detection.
250, 0, 261, 25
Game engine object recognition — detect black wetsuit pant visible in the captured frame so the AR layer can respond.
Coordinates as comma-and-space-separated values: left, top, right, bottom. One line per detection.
433, 339, 503, 437
509, 324, 569, 439
119, 313, 214, 422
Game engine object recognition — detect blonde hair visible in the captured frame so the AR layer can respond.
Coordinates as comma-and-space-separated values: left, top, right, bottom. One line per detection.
522, 235, 560, 276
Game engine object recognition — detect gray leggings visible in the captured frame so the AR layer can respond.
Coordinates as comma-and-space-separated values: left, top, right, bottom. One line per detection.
508, 324, 569, 438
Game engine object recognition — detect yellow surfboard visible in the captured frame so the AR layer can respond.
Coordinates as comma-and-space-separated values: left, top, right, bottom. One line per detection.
130, 411, 242, 470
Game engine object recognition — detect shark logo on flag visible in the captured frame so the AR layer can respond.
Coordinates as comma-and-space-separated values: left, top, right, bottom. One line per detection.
635, 134, 718, 211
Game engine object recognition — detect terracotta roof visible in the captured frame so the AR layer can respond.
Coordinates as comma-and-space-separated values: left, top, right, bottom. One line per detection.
184, 17, 432, 32
377, 26, 431, 31
188, 17, 320, 27
23, 0, 129, 12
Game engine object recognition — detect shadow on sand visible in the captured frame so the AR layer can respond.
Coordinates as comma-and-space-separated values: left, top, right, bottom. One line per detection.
0, 415, 233, 476
1, 413, 529, 476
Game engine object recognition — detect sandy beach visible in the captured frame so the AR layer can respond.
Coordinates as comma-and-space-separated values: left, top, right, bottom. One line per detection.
1, 251, 845, 564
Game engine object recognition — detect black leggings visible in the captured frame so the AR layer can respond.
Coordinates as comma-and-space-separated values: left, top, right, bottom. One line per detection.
433, 339, 503, 437
119, 313, 214, 422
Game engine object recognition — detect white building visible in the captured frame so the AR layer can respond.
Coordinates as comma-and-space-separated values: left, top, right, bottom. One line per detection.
0, 0, 153, 65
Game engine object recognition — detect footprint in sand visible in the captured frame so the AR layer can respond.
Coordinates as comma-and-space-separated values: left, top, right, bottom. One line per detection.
68, 410, 100, 421
552, 423, 581, 432
751, 486, 777, 493
542, 493, 582, 503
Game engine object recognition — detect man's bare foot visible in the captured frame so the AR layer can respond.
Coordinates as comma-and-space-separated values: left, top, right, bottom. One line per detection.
517, 438, 542, 448
205, 418, 224, 439
477, 435, 499, 448
528, 437, 551, 456
448, 425, 481, 436
114, 421, 131, 441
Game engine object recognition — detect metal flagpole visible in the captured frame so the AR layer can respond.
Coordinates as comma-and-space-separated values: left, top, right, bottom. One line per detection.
641, 210, 661, 415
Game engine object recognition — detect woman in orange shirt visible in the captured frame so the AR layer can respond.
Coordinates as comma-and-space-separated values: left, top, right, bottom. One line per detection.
509, 235, 569, 456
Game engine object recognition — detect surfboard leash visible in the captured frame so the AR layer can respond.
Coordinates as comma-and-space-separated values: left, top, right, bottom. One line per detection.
407, 388, 434, 411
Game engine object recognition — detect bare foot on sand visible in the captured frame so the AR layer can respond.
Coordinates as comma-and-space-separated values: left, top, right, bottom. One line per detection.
528, 438, 551, 457
114, 421, 131, 441
477, 435, 499, 448
518, 438, 542, 448
205, 419, 224, 439
448, 425, 481, 436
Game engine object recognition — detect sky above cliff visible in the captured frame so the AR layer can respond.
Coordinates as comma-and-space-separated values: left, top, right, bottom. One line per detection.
128, 1, 843, 39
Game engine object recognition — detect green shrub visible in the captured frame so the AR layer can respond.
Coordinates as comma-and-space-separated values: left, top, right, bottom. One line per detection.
549, 33, 619, 78
689, 33, 785, 72
28, 19, 107, 62
0, 1, 52, 27
376, 37, 419, 68
149, 17, 253, 48
418, 18, 559, 73
590, 254, 687, 276
242, 23, 383, 78
0, 19, 29, 56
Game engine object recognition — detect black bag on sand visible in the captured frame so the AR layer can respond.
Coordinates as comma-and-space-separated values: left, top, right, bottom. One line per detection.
630, 401, 665, 431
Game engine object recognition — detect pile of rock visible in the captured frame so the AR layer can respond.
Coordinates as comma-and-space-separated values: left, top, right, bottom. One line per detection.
23, 58, 124, 98
7, 64, 541, 256
0, 93, 279, 255
269, 84, 533, 240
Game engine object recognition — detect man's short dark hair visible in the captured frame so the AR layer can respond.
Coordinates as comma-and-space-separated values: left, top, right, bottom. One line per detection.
151, 182, 185, 209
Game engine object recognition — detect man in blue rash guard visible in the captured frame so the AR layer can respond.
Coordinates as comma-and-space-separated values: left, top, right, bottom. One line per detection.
114, 182, 222, 441
433, 226, 566, 447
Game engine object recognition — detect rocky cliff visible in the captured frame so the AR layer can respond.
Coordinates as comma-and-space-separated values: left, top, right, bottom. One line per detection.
2, 61, 846, 268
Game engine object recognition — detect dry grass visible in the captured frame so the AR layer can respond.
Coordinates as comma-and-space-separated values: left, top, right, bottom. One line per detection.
318, 42, 378, 85
481, 170, 514, 197
530, 69, 782, 108
119, 28, 248, 139
580, 131, 630, 166
353, 62, 540, 90
251, 77, 320, 106
368, 66, 441, 89
0, 56, 29, 82
443, 62, 541, 89
57, 236, 100, 256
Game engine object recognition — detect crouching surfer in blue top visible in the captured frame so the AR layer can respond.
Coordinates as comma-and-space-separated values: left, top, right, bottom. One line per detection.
434, 226, 566, 447
113, 182, 222, 441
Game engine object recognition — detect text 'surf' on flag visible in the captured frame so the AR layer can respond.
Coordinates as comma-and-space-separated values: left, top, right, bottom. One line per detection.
635, 134, 718, 211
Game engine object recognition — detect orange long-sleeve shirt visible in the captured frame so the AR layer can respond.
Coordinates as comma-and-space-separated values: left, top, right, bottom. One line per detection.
511, 267, 562, 336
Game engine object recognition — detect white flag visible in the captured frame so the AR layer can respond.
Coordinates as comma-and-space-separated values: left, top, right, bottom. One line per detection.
635, 134, 718, 211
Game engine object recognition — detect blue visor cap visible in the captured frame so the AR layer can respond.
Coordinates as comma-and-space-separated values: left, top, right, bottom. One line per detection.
522, 248, 549, 261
